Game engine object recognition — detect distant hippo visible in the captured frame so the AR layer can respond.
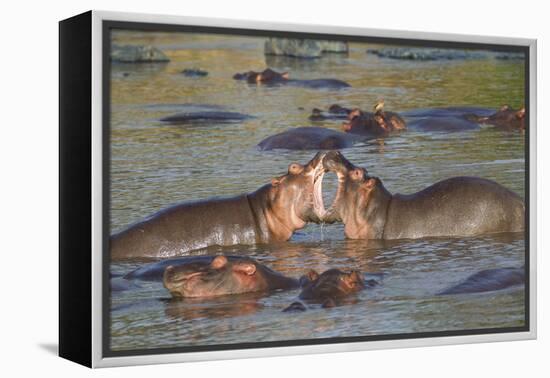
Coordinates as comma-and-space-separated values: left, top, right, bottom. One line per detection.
438, 267, 525, 295
258, 127, 360, 151
322, 151, 525, 240
309, 104, 352, 121
159, 111, 252, 124
403, 106, 493, 132
341, 101, 406, 136
111, 153, 328, 260
467, 105, 526, 131
233, 68, 350, 89
163, 255, 299, 298
283, 268, 376, 310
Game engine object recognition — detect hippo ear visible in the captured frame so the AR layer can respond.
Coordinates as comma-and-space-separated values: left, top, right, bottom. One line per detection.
233, 262, 256, 275
500, 105, 510, 112
516, 108, 526, 119
282, 72, 289, 79
362, 177, 377, 190
288, 163, 304, 175
211, 255, 228, 269
307, 269, 319, 281
341, 121, 352, 131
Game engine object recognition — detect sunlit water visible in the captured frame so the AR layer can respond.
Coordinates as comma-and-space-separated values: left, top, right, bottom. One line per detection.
109, 31, 526, 352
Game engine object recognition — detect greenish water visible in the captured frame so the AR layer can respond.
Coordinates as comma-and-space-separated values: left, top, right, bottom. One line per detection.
109, 31, 526, 352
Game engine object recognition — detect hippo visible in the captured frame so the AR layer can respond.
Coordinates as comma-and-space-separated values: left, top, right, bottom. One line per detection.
309, 104, 352, 121
181, 68, 208, 77
159, 111, 252, 124
163, 255, 299, 298
257, 127, 360, 151
111, 153, 328, 260
438, 267, 525, 295
233, 68, 350, 89
466, 105, 526, 131
341, 101, 406, 136
403, 107, 493, 132
322, 151, 525, 240
283, 268, 377, 310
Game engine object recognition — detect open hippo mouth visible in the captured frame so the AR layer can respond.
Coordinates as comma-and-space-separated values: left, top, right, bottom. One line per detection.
312, 162, 327, 220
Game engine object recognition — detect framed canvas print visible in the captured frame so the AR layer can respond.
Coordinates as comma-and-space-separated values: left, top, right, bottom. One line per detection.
59, 10, 537, 368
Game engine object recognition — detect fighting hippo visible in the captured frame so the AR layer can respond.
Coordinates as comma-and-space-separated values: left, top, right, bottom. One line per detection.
111, 153, 327, 260
283, 268, 377, 310
233, 68, 350, 89
159, 111, 252, 124
258, 127, 360, 151
341, 101, 406, 136
466, 105, 526, 131
322, 151, 525, 240
438, 267, 525, 295
163, 255, 299, 298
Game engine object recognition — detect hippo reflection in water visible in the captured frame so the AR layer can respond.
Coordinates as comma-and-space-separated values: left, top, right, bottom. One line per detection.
111, 152, 328, 260
163, 255, 300, 298
322, 151, 525, 240
233, 68, 351, 90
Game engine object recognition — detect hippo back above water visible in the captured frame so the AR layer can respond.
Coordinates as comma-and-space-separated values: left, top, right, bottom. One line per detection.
258, 127, 360, 151
323, 151, 525, 240
233, 68, 350, 90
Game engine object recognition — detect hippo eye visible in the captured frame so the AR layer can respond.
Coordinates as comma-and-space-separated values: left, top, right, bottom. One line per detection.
288, 163, 303, 175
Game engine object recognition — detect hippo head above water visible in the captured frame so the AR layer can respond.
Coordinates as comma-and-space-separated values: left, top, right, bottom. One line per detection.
299, 268, 366, 306
470, 105, 526, 130
233, 68, 289, 84
163, 255, 298, 298
321, 151, 386, 239
262, 152, 328, 236
341, 103, 406, 136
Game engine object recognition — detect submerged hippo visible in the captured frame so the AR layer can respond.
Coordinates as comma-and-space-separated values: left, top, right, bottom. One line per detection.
309, 104, 352, 121
233, 68, 350, 89
341, 101, 406, 136
438, 267, 525, 295
284, 268, 376, 310
403, 106, 492, 132
466, 105, 526, 131
163, 255, 299, 298
159, 111, 252, 124
258, 127, 360, 151
111, 153, 328, 260
322, 151, 525, 240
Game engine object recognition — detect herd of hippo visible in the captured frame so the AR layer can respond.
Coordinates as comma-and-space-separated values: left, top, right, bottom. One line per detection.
160, 68, 526, 151
112, 149, 526, 309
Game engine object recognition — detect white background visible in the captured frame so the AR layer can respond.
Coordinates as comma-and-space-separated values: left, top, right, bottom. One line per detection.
0, 0, 546, 376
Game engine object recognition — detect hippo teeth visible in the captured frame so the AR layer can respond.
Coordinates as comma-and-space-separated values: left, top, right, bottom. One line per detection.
313, 169, 326, 218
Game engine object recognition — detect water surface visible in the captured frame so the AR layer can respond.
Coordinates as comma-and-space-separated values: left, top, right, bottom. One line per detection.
109, 31, 526, 352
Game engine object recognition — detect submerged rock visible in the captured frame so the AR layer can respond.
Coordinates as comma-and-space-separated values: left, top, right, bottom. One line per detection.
264, 38, 348, 58
111, 44, 170, 63
367, 47, 488, 61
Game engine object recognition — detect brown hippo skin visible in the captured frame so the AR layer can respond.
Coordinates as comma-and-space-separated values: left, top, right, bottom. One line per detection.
163, 255, 299, 298
257, 127, 360, 151
283, 268, 372, 310
341, 102, 406, 137
110, 153, 327, 260
467, 105, 526, 130
323, 151, 525, 240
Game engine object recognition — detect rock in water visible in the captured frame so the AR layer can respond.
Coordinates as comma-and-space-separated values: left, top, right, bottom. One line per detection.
264, 38, 348, 58
111, 44, 170, 63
